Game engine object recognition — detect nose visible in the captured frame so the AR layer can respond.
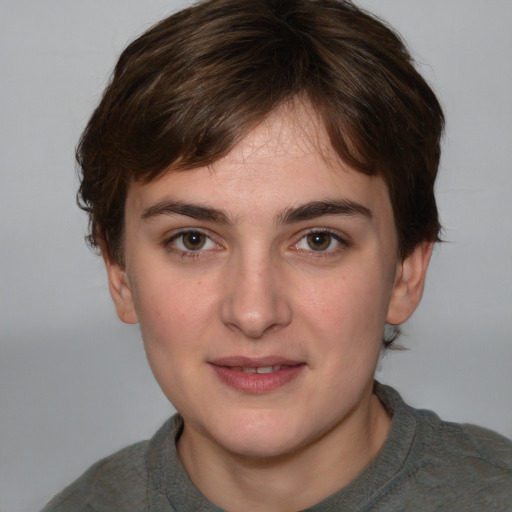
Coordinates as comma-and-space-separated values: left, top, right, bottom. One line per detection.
220, 251, 292, 339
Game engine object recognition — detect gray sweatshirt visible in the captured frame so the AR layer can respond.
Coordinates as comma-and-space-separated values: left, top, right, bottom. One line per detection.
41, 383, 512, 511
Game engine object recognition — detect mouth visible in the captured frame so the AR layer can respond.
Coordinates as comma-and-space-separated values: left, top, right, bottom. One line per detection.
208, 357, 306, 393
230, 365, 291, 374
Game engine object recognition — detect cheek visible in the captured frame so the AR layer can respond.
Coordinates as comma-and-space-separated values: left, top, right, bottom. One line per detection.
294, 267, 392, 388
298, 267, 391, 339
132, 276, 214, 408
130, 271, 216, 379
133, 269, 214, 333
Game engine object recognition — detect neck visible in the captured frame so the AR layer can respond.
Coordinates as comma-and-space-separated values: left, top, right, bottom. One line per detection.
177, 388, 391, 511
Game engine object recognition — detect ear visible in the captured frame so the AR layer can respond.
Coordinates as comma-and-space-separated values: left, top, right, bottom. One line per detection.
386, 242, 433, 325
104, 257, 138, 325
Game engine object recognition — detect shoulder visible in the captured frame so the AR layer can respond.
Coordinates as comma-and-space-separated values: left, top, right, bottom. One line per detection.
40, 441, 149, 512
41, 414, 184, 512
375, 383, 512, 511
458, 422, 512, 469
414, 414, 512, 510
406, 399, 512, 508
377, 383, 512, 473
413, 406, 512, 473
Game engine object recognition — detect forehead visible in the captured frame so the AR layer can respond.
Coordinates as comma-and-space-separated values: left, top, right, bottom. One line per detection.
225, 102, 332, 163
125, 102, 393, 226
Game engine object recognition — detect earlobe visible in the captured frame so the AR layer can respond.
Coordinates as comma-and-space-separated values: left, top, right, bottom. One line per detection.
105, 259, 138, 325
386, 242, 433, 326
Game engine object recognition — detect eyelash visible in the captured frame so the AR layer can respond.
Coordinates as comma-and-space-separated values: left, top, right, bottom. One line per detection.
164, 229, 221, 258
292, 229, 349, 256
164, 227, 348, 259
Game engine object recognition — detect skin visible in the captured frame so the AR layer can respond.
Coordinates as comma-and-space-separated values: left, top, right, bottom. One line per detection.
106, 103, 432, 511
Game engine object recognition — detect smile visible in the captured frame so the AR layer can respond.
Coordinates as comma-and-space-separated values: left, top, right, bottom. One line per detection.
208, 358, 305, 393
231, 365, 286, 374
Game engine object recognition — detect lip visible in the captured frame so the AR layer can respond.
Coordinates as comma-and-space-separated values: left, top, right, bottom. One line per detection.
208, 356, 306, 394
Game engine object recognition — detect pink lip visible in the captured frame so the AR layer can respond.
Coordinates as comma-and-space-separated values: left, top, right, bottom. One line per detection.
210, 356, 303, 367
208, 356, 306, 394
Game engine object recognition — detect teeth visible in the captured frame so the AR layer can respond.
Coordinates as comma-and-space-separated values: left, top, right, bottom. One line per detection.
256, 366, 275, 374
237, 365, 283, 374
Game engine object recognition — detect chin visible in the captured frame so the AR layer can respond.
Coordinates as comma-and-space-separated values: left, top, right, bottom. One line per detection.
206, 411, 314, 460
219, 433, 302, 460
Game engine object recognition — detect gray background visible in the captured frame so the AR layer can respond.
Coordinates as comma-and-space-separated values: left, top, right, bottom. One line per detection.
1, 1, 511, 511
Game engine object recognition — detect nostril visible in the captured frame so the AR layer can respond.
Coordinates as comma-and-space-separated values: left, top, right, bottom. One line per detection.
219, 260, 293, 337
220, 303, 292, 339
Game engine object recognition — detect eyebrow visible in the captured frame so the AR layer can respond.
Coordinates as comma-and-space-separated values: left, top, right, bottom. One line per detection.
277, 200, 372, 224
141, 199, 372, 225
141, 201, 233, 225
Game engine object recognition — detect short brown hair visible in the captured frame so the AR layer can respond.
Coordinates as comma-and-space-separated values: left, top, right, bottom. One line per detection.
77, 0, 444, 266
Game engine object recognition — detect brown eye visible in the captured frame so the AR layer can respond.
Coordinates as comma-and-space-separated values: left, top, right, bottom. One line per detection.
182, 231, 207, 250
166, 229, 219, 256
306, 232, 332, 251
294, 230, 345, 254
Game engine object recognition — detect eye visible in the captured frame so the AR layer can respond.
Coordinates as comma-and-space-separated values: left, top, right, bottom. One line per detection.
305, 232, 332, 251
167, 230, 218, 253
294, 230, 346, 253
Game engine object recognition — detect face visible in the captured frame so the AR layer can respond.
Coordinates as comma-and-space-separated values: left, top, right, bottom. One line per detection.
107, 104, 430, 460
